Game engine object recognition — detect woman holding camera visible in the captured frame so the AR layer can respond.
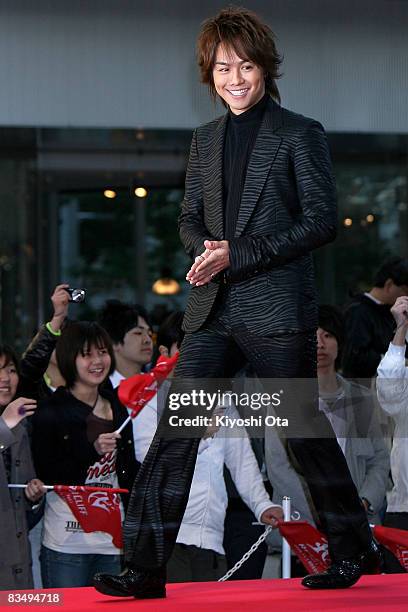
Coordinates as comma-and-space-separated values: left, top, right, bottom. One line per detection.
31, 321, 137, 588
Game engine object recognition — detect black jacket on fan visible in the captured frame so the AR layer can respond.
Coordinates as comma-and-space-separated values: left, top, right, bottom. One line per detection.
31, 387, 138, 511
342, 294, 398, 379
18, 324, 58, 400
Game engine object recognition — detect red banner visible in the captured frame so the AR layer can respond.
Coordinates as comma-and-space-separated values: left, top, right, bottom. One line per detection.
118, 353, 179, 418
373, 525, 408, 572
54, 485, 128, 549
278, 521, 331, 574
278, 521, 408, 574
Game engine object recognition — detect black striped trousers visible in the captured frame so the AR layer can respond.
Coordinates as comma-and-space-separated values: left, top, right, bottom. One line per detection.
123, 291, 372, 569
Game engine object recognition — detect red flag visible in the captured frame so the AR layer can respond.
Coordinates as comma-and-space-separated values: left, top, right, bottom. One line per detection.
373, 525, 408, 572
278, 521, 331, 574
54, 485, 128, 549
118, 353, 179, 418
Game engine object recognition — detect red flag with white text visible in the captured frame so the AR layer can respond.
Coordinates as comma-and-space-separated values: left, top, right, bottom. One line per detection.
54, 485, 128, 549
118, 353, 179, 418
373, 525, 408, 572
278, 521, 331, 574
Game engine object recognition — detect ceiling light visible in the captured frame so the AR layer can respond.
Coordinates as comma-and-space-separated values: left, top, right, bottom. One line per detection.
152, 277, 181, 295
134, 187, 148, 198
104, 189, 116, 199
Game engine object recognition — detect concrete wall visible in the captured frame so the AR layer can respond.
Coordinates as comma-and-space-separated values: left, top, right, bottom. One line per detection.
0, 0, 407, 131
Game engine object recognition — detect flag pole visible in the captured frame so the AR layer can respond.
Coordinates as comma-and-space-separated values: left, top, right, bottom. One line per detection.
8, 484, 54, 489
282, 496, 292, 579
8, 484, 128, 493
115, 415, 131, 435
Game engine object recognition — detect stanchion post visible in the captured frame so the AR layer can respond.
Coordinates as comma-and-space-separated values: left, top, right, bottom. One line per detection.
282, 496, 291, 579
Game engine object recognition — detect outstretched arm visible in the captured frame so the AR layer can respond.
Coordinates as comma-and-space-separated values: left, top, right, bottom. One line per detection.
19, 284, 69, 394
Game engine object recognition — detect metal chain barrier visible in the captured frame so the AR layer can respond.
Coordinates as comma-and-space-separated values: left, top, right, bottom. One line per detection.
218, 526, 273, 581
218, 505, 300, 582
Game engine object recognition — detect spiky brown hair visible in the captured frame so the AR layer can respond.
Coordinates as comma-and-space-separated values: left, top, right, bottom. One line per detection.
197, 6, 282, 104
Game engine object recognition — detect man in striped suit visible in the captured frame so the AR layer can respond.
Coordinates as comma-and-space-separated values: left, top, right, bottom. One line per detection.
94, 6, 380, 597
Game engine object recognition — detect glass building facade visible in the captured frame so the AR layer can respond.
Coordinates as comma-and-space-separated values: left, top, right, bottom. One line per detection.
1, 127, 407, 351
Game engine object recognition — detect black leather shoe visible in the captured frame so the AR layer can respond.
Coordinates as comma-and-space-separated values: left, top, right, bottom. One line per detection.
302, 541, 382, 589
93, 566, 166, 598
360, 540, 383, 574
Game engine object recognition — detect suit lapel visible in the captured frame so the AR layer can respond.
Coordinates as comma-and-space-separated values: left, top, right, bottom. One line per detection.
203, 113, 228, 239
234, 99, 283, 238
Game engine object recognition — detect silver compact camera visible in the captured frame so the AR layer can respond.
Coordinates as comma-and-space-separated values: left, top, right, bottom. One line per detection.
65, 288, 86, 303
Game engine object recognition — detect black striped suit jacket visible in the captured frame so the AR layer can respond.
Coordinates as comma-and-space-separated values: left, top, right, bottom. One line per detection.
179, 97, 337, 335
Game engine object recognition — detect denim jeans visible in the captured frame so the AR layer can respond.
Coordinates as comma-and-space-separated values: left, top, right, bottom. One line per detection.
40, 546, 122, 587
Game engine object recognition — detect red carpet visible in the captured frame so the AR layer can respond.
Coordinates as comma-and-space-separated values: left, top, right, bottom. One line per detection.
5, 575, 408, 611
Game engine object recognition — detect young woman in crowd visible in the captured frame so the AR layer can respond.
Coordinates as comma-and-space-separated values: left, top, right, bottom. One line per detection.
31, 321, 138, 588
0, 345, 45, 590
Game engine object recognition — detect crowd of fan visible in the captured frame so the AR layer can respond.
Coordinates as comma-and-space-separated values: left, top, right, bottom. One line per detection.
1, 256, 408, 590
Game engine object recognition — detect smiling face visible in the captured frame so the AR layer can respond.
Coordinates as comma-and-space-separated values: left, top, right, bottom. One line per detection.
212, 43, 265, 115
74, 344, 112, 388
0, 354, 19, 408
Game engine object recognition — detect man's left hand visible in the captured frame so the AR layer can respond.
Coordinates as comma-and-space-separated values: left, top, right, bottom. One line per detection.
260, 506, 284, 527
186, 240, 230, 286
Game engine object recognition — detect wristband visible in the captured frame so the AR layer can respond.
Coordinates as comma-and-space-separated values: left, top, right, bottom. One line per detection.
46, 322, 62, 337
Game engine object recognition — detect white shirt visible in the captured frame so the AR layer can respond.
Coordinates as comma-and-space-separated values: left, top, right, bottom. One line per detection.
364, 292, 383, 305
43, 450, 122, 554
110, 370, 158, 463
319, 378, 348, 455
377, 342, 408, 512
176, 405, 275, 554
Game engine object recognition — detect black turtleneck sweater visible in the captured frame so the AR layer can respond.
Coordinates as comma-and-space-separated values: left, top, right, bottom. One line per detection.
223, 94, 269, 240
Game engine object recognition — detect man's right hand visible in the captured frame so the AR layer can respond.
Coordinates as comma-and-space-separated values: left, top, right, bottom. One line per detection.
186, 250, 211, 283
186, 240, 230, 286
1, 397, 37, 429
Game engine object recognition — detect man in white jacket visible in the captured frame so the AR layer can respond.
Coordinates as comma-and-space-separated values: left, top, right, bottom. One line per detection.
377, 295, 408, 572
163, 399, 281, 582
